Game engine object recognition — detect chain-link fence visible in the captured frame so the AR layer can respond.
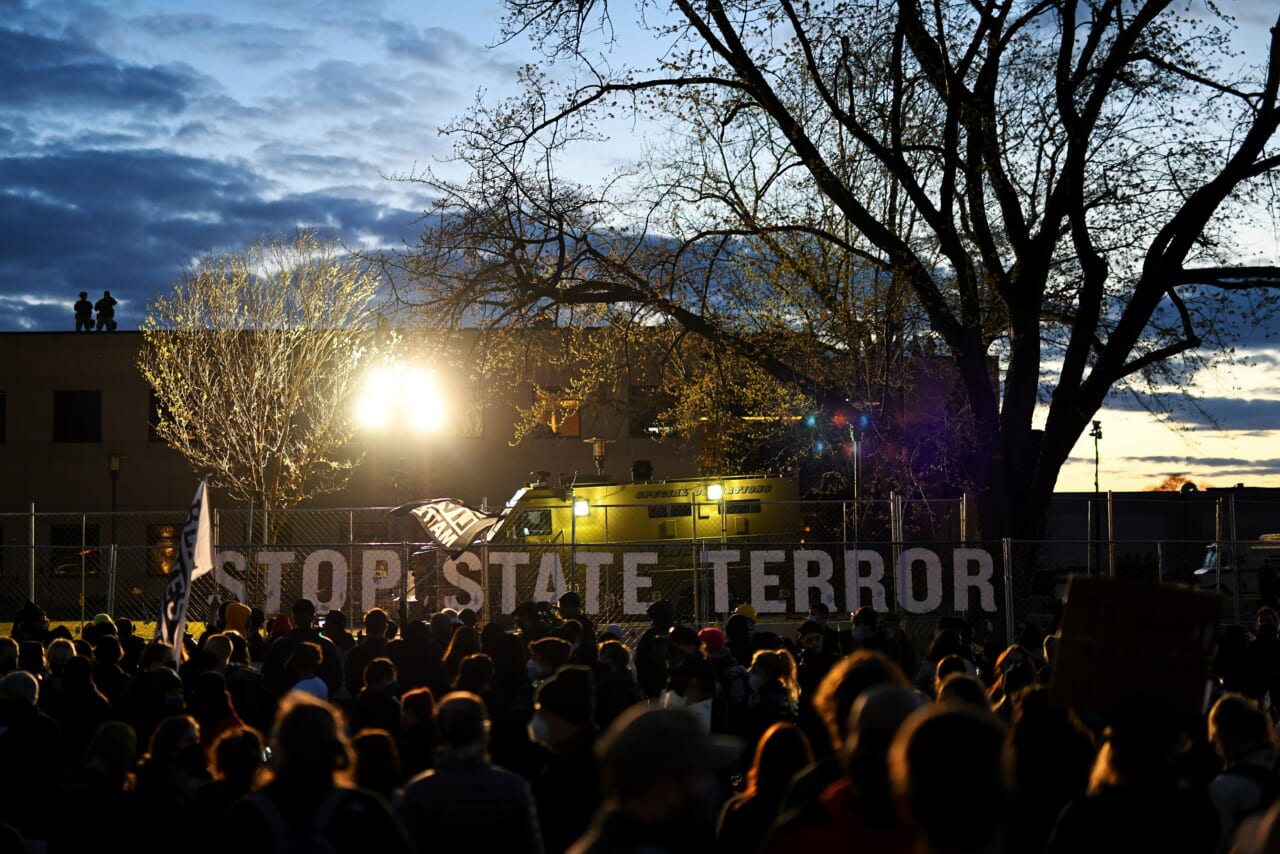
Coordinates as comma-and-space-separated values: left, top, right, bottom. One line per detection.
3, 493, 1277, 656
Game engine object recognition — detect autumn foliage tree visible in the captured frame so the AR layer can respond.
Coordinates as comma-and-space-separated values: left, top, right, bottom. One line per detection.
395, 1, 1280, 540
139, 231, 390, 541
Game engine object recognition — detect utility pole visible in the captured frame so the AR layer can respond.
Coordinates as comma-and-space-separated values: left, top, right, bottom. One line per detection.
1089, 421, 1102, 575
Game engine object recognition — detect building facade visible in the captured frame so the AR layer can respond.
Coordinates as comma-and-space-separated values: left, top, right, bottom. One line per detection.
0, 331, 699, 516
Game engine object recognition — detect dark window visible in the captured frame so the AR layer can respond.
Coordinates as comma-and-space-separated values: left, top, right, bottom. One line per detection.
647, 503, 692, 519
147, 523, 181, 577
0, 391, 6, 444
725, 500, 762, 514
516, 509, 553, 537
53, 390, 101, 443
50, 523, 100, 576
629, 386, 674, 438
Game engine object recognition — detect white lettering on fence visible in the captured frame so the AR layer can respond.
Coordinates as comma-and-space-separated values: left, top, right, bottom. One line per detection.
205, 545, 999, 617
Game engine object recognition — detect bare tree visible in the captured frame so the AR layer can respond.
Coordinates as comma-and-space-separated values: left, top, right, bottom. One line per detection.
395, 1, 1280, 540
139, 231, 390, 540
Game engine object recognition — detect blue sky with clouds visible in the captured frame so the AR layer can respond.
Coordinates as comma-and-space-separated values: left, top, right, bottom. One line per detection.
2, 0, 1278, 491
0, 0, 526, 330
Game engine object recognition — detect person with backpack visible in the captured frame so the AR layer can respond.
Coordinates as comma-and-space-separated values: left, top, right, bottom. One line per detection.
700, 627, 751, 737
1208, 692, 1280, 850
206, 692, 412, 854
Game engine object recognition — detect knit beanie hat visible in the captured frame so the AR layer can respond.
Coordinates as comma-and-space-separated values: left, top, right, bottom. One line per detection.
224, 602, 252, 636
535, 665, 596, 729
698, 627, 727, 654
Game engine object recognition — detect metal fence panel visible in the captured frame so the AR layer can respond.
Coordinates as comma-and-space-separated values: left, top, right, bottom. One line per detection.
3, 495, 1278, 665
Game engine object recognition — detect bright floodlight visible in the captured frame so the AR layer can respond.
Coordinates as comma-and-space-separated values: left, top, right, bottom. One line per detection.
707, 483, 724, 501
574, 498, 590, 517
355, 396, 390, 429
405, 394, 446, 434
359, 362, 446, 433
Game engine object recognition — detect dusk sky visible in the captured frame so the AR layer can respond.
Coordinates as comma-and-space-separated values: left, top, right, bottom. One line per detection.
2, 0, 1279, 493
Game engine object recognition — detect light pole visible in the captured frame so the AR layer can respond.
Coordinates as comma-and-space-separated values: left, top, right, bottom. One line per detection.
571, 495, 589, 596
108, 452, 121, 551
1089, 420, 1102, 575
1090, 420, 1102, 494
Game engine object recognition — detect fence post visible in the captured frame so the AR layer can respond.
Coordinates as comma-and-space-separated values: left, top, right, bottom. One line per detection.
482, 540, 492, 624
1230, 491, 1241, 625
1003, 538, 1016, 649
79, 512, 87, 628
28, 502, 36, 605
399, 542, 410, 628
1107, 490, 1116, 578
105, 544, 117, 617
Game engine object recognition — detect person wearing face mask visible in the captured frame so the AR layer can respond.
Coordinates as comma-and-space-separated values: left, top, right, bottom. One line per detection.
809, 603, 843, 655
529, 637, 575, 690
529, 665, 601, 854
568, 706, 742, 854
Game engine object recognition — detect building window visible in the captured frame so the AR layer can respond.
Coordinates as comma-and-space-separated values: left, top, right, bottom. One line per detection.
0, 391, 6, 444
531, 387, 580, 438
629, 386, 674, 438
50, 523, 100, 576
147, 523, 181, 577
53, 390, 102, 443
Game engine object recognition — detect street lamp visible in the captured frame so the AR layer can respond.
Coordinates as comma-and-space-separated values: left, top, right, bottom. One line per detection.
706, 483, 726, 544
570, 495, 589, 597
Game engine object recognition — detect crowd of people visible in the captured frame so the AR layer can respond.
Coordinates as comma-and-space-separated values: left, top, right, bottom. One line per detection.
4, 594, 1280, 853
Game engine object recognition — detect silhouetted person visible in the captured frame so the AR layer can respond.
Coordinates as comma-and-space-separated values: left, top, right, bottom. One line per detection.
398, 692, 543, 853
718, 722, 813, 854
261, 598, 343, 698
569, 706, 738, 853
73, 292, 93, 331
94, 290, 117, 331
210, 693, 413, 854
529, 665, 601, 854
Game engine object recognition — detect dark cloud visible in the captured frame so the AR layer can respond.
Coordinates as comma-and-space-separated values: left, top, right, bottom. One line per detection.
0, 26, 201, 113
1068, 453, 1280, 483
0, 147, 427, 331
1102, 390, 1280, 431
132, 12, 311, 66
380, 21, 517, 75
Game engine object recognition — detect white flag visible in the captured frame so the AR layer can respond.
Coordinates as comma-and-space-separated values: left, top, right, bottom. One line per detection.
394, 498, 499, 554
156, 478, 214, 664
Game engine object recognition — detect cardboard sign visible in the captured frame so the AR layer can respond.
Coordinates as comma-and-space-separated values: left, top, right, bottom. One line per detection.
1049, 576, 1219, 717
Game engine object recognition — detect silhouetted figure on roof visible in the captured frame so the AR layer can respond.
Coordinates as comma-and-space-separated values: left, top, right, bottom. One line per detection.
94, 290, 117, 331
73, 292, 93, 332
